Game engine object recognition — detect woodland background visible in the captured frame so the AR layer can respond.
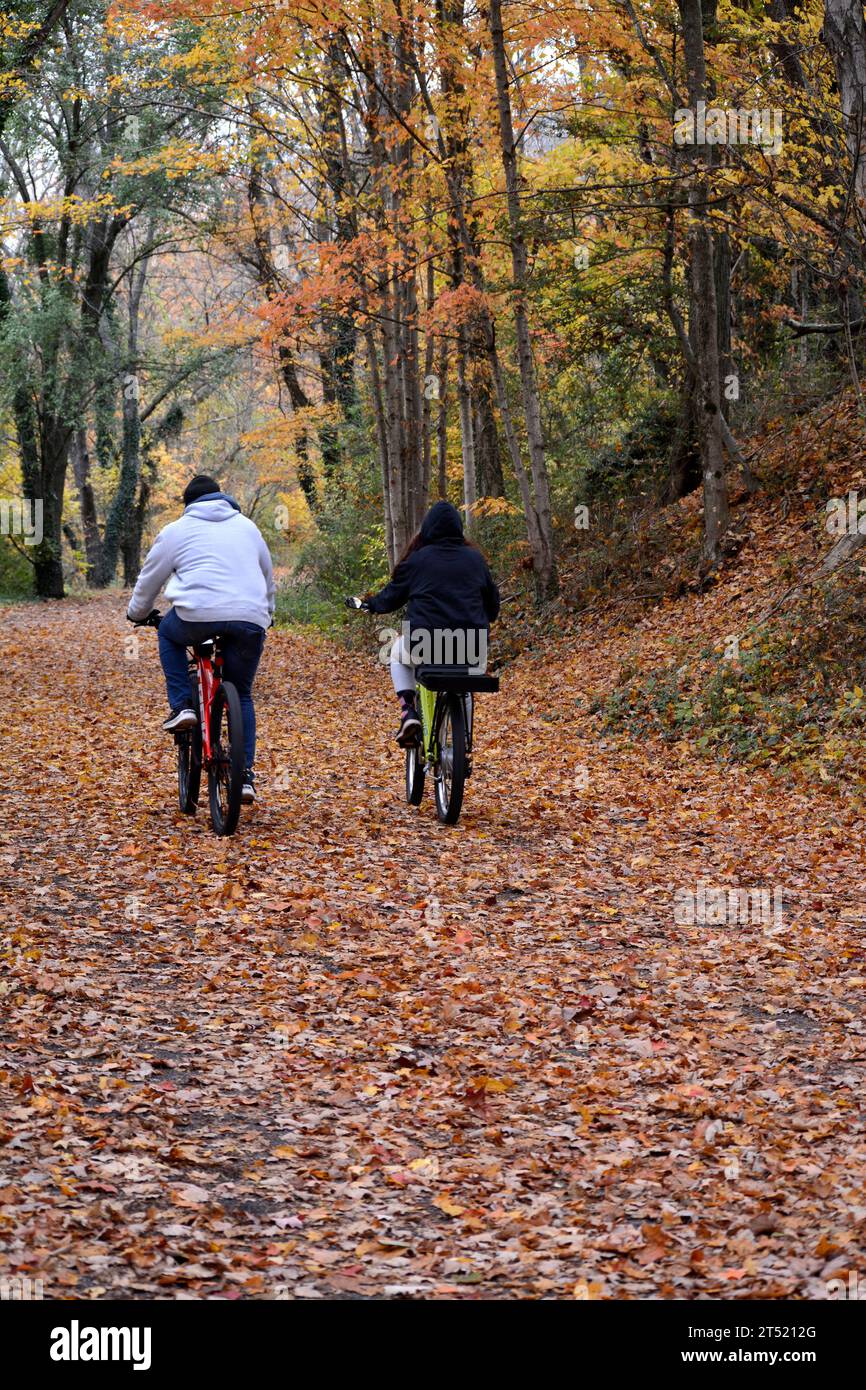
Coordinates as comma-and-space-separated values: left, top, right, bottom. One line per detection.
4, 1, 866, 778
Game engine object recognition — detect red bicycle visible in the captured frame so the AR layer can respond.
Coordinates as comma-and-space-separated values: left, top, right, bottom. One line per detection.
135, 611, 245, 836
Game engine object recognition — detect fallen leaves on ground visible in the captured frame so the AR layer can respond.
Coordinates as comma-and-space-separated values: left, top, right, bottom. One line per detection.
1, 597, 865, 1300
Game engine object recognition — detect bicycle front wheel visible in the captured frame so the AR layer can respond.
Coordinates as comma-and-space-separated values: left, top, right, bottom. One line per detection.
434, 694, 466, 825
208, 681, 245, 835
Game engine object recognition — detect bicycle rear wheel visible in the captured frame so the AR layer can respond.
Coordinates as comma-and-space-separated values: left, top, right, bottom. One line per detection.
177, 725, 202, 815
405, 741, 425, 805
208, 681, 245, 835
434, 694, 466, 825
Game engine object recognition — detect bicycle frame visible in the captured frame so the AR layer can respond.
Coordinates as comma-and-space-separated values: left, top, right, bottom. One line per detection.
417, 682, 473, 765
189, 640, 223, 765
418, 683, 438, 761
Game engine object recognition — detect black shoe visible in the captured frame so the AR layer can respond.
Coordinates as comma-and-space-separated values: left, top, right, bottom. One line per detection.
163, 707, 197, 733
241, 770, 256, 804
396, 708, 422, 746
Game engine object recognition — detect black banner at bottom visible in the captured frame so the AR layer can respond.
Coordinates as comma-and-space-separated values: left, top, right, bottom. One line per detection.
2, 1295, 860, 1378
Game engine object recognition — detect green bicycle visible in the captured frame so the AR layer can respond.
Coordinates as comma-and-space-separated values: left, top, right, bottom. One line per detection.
346, 599, 499, 824
404, 664, 499, 824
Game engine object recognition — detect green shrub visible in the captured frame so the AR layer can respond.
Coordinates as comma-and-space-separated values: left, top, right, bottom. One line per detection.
0, 535, 33, 600
275, 485, 390, 635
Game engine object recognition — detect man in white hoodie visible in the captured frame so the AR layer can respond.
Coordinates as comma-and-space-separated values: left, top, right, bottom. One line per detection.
127, 474, 275, 803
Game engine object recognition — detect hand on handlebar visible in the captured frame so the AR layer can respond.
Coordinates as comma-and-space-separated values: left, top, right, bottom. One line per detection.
128, 608, 162, 628
345, 595, 370, 612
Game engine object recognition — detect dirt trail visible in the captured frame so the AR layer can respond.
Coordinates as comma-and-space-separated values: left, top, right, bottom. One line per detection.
1, 597, 864, 1298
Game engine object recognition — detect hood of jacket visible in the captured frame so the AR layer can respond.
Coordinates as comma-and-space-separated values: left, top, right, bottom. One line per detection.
420, 500, 464, 545
183, 494, 241, 523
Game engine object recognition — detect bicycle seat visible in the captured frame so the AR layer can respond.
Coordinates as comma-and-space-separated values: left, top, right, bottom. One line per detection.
191, 635, 223, 658
416, 664, 500, 693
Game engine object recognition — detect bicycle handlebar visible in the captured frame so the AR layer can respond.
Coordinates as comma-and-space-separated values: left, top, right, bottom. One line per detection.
129, 609, 162, 629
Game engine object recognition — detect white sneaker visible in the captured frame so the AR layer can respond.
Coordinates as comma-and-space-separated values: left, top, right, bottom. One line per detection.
163, 708, 197, 732
241, 771, 256, 804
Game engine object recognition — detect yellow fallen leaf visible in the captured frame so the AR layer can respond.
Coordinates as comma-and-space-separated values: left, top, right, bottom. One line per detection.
432, 1194, 465, 1217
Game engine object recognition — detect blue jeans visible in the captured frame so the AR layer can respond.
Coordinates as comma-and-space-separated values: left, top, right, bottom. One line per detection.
158, 610, 266, 768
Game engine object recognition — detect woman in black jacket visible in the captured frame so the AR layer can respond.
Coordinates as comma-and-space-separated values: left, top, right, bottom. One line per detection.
353, 501, 500, 745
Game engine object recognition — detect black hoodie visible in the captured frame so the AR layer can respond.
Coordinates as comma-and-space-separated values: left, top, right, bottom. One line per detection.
367, 501, 500, 638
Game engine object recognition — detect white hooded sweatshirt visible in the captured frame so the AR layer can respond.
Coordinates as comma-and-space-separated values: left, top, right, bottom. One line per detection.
127, 495, 275, 630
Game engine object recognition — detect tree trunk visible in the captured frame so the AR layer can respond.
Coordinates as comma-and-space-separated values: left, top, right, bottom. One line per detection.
715, 228, 732, 398
421, 255, 436, 503
0, 264, 45, 589
420, 0, 551, 579
400, 241, 426, 539
823, 0, 866, 234
663, 367, 702, 503
317, 42, 357, 495
32, 423, 68, 598
456, 335, 476, 531
436, 341, 449, 500
277, 345, 317, 511
246, 145, 318, 513
361, 22, 428, 562
475, 374, 505, 498
122, 455, 155, 585
769, 0, 810, 89
364, 327, 395, 564
381, 271, 411, 559
488, 0, 557, 596
97, 251, 148, 586
0, 279, 69, 596
70, 427, 103, 583
678, 0, 730, 570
